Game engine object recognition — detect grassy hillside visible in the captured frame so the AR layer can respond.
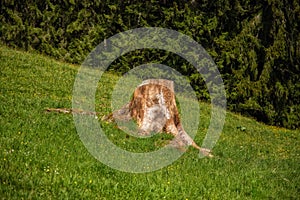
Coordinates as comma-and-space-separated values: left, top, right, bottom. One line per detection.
0, 46, 299, 199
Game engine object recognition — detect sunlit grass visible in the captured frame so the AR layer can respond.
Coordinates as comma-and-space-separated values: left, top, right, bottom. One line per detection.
0, 46, 299, 199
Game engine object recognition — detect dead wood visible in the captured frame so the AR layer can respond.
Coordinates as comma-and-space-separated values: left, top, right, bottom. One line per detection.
45, 108, 98, 116
45, 79, 213, 157
109, 79, 213, 157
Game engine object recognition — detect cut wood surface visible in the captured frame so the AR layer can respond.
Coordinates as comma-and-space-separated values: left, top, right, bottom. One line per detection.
110, 79, 213, 157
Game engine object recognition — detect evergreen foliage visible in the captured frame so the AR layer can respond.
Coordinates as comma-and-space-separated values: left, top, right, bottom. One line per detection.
1, 0, 299, 128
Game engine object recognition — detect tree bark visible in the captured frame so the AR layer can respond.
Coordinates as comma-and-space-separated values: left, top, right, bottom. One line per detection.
109, 79, 213, 157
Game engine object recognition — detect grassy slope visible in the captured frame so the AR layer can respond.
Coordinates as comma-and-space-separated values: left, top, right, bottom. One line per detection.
0, 46, 299, 199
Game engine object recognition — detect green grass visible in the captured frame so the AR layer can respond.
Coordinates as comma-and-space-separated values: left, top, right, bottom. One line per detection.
0, 45, 299, 199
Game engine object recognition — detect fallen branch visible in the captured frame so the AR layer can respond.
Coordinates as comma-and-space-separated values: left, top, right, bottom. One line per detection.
45, 108, 98, 116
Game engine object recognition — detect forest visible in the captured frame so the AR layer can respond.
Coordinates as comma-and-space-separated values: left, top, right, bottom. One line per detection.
1, 0, 299, 129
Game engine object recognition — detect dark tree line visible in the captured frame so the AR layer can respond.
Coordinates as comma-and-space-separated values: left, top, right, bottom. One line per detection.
1, 0, 299, 129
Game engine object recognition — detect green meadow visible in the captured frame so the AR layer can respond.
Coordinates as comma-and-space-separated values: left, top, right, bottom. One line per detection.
0, 46, 299, 199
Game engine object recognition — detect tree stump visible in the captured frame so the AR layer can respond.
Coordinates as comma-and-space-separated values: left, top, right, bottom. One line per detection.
107, 79, 212, 157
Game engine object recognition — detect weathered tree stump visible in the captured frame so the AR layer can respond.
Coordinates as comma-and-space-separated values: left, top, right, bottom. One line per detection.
108, 79, 212, 157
